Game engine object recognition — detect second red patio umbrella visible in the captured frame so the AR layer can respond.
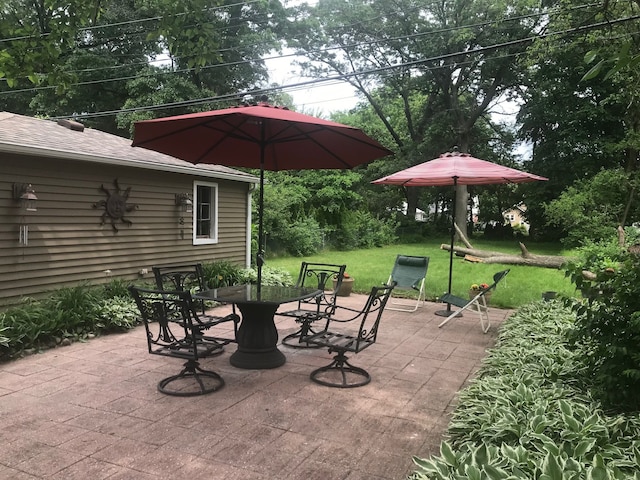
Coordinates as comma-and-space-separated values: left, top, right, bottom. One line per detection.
372, 151, 547, 315
133, 100, 393, 289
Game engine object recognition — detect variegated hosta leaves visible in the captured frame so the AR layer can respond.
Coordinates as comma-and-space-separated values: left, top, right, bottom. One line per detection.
408, 301, 640, 480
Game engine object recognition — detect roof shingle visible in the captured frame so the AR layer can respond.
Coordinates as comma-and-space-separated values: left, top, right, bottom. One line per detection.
0, 112, 257, 183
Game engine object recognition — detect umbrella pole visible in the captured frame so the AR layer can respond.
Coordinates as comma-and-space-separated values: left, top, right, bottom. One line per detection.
435, 177, 461, 317
257, 155, 265, 293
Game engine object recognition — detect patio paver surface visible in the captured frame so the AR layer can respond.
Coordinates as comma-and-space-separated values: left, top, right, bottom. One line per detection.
0, 294, 511, 479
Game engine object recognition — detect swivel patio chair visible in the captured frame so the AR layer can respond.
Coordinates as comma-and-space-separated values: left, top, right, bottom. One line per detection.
386, 255, 429, 312
300, 282, 396, 388
152, 263, 209, 314
278, 262, 346, 348
438, 269, 510, 333
153, 263, 239, 347
128, 286, 225, 396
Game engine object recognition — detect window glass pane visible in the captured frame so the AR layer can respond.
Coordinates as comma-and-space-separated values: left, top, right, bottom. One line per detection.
194, 183, 217, 243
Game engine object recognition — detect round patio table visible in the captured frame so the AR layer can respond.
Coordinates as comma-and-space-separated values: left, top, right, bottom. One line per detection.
195, 284, 321, 369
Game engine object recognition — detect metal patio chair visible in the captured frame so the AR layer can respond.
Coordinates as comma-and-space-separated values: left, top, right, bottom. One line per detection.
278, 262, 346, 348
128, 286, 225, 396
152, 263, 209, 314
438, 269, 510, 333
153, 263, 239, 346
386, 255, 429, 312
300, 282, 396, 388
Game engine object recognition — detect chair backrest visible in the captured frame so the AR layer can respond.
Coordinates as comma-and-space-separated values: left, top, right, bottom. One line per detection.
294, 262, 347, 314
486, 269, 510, 292
390, 255, 429, 290
153, 263, 208, 313
129, 286, 211, 360
324, 282, 396, 353
153, 263, 207, 293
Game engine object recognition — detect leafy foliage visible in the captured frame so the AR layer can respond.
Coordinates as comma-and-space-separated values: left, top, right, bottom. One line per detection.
239, 266, 293, 286
260, 170, 398, 256
0, 280, 140, 359
0, 0, 281, 134
201, 260, 246, 288
409, 301, 640, 479
97, 296, 139, 331
544, 169, 639, 247
519, 0, 640, 241
332, 209, 398, 250
565, 246, 640, 412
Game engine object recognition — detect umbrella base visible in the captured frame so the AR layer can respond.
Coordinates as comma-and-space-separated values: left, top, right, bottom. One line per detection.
435, 307, 462, 318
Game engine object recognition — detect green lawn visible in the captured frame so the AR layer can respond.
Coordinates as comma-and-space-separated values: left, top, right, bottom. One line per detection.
265, 238, 578, 309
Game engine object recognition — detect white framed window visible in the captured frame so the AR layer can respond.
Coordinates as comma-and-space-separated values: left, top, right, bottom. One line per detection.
193, 181, 218, 245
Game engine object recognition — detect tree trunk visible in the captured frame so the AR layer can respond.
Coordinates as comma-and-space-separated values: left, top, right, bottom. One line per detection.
455, 184, 468, 240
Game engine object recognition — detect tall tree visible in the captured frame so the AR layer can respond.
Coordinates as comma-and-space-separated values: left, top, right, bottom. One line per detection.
518, 0, 640, 239
0, 0, 284, 135
285, 0, 544, 237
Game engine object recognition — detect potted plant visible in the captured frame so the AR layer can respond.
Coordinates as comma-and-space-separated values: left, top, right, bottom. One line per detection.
469, 283, 491, 302
333, 273, 354, 296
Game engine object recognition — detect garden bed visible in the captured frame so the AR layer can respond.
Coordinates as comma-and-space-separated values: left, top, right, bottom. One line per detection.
409, 300, 640, 479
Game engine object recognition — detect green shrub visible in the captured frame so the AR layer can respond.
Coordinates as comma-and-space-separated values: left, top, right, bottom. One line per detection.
283, 218, 324, 256
202, 260, 245, 288
266, 217, 324, 257
240, 265, 293, 286
43, 284, 102, 334
97, 296, 139, 331
0, 281, 140, 359
409, 301, 640, 479
544, 168, 637, 247
332, 210, 398, 250
101, 278, 133, 299
565, 253, 640, 412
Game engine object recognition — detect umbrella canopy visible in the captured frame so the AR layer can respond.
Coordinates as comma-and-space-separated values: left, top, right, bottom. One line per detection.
372, 151, 547, 314
133, 102, 393, 169
371, 151, 548, 186
133, 102, 393, 288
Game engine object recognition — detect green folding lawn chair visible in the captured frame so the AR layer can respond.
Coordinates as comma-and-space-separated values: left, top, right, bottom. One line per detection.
386, 255, 429, 312
438, 269, 510, 333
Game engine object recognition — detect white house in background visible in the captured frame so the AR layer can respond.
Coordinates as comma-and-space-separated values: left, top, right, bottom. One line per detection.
502, 202, 530, 233
400, 202, 429, 222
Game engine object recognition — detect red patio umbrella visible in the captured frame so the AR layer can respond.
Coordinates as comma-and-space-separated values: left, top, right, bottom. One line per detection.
372, 151, 547, 315
133, 101, 393, 289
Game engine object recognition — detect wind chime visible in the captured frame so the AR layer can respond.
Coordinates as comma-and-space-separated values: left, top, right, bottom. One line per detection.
12, 183, 38, 246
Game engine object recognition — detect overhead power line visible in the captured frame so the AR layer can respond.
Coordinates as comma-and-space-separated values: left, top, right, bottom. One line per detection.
47, 13, 640, 121
0, 0, 263, 44
0, 2, 613, 96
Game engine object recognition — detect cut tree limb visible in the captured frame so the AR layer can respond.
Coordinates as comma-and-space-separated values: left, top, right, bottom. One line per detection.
442, 224, 574, 268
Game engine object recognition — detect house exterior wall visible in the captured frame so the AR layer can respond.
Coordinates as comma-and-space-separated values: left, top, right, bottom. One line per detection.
0, 155, 251, 306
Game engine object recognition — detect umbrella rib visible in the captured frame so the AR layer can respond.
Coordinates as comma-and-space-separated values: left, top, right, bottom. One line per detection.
270, 123, 390, 168
195, 119, 263, 163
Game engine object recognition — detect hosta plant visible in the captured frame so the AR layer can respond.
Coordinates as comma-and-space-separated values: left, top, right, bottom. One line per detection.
408, 301, 640, 480
97, 296, 139, 331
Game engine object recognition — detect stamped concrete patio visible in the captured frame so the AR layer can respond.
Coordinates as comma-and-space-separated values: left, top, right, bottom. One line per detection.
0, 294, 511, 480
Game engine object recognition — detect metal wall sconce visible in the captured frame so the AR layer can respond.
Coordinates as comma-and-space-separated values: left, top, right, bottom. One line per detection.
13, 183, 38, 212
175, 193, 193, 213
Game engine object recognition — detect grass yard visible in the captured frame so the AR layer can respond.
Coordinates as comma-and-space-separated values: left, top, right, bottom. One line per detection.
266, 237, 579, 309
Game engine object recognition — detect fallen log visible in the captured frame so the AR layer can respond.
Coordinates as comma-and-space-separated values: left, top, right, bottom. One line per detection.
440, 244, 570, 268
442, 225, 574, 268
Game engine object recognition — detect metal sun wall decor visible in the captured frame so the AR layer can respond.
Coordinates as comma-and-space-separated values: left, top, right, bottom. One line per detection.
93, 178, 138, 232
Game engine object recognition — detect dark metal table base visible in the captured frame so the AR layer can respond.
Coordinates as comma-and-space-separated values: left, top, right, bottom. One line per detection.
230, 303, 286, 369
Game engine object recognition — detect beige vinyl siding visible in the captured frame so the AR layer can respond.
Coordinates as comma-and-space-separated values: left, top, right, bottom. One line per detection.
1, 155, 251, 305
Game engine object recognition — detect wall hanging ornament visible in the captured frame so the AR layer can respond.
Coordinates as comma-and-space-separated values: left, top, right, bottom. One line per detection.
93, 178, 138, 232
